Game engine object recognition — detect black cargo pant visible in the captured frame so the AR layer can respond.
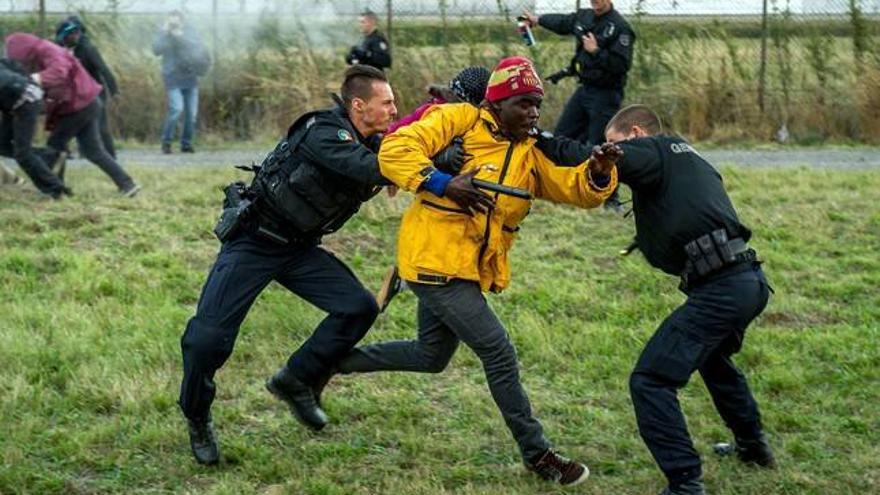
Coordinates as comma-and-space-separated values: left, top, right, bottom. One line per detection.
629, 264, 771, 486
555, 84, 623, 147
338, 280, 551, 462
44, 99, 133, 191
0, 101, 66, 195
179, 232, 379, 421
555, 84, 624, 204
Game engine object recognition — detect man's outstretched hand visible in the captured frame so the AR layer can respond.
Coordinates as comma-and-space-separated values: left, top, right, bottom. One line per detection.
588, 142, 622, 176
444, 169, 495, 216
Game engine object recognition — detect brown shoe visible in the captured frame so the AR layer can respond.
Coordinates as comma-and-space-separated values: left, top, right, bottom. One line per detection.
375, 265, 402, 313
526, 449, 590, 486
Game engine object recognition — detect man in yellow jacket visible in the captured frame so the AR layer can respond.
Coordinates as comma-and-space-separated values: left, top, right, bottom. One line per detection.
337, 56, 617, 486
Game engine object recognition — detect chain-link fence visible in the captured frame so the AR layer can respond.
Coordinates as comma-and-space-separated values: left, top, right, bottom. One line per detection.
4, 1, 879, 143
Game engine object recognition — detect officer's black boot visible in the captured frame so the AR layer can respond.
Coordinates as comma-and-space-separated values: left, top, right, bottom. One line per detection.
659, 478, 706, 495
187, 416, 219, 465
713, 433, 776, 468
266, 366, 328, 431
311, 368, 337, 409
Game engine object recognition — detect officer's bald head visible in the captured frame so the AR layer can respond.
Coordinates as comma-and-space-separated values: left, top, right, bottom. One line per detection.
605, 104, 663, 142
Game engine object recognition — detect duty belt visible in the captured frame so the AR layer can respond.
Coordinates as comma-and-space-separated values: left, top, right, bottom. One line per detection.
680, 229, 756, 290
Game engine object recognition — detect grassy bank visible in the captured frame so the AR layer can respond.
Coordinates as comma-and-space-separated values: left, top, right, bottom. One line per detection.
1, 163, 878, 494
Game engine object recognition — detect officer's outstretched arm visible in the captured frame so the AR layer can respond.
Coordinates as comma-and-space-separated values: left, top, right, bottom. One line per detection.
531, 147, 617, 208
532, 131, 591, 167
537, 12, 578, 35
297, 119, 389, 186
379, 103, 480, 193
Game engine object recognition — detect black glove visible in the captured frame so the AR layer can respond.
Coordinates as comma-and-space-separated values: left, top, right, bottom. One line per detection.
347, 46, 366, 64
431, 137, 468, 174
546, 68, 574, 85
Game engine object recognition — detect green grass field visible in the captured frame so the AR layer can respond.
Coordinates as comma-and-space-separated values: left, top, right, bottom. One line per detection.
1, 164, 878, 494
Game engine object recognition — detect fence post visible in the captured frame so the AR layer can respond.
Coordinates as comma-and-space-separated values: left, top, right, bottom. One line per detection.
38, 0, 45, 37
212, 0, 219, 94
386, 0, 393, 45
758, 0, 769, 113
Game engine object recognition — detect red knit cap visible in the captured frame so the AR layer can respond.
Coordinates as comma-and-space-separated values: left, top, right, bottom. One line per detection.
485, 56, 544, 103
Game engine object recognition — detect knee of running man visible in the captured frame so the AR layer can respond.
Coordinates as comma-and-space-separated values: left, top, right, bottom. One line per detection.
420, 340, 459, 373
338, 289, 380, 328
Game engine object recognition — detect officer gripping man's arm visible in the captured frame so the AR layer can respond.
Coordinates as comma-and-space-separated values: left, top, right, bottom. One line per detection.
542, 105, 775, 495
522, 1, 635, 214
180, 65, 397, 466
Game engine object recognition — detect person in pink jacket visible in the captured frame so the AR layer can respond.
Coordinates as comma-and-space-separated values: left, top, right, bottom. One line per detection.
5, 33, 139, 196
386, 66, 490, 134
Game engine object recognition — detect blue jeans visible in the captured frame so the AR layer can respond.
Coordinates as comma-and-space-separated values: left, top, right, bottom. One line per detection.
161, 86, 198, 148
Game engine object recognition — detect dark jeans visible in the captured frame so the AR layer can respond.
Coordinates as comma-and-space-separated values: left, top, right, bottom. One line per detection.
179, 232, 379, 421
46, 99, 133, 191
98, 92, 116, 159
0, 101, 65, 195
629, 264, 771, 485
338, 279, 551, 461
554, 84, 623, 146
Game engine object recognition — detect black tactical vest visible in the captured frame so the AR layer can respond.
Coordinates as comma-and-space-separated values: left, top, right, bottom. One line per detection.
250, 107, 380, 238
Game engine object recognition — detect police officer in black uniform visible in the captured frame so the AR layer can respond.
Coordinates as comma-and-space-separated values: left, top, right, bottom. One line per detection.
536, 105, 775, 495
346, 10, 391, 72
0, 58, 71, 198
179, 65, 397, 465
522, 0, 633, 211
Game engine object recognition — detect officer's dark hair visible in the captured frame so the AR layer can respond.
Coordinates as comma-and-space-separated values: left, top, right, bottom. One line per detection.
606, 104, 663, 136
340, 65, 388, 109
360, 9, 379, 22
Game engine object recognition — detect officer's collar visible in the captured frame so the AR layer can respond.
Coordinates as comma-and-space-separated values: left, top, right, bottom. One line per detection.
594, 6, 615, 19
332, 104, 369, 142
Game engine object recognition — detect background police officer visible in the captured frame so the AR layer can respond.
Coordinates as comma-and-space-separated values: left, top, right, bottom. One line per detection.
346, 10, 392, 72
179, 65, 397, 466
522, 0, 634, 211
538, 105, 775, 495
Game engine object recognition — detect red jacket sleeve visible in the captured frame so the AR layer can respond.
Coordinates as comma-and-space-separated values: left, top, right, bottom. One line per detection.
36, 45, 74, 91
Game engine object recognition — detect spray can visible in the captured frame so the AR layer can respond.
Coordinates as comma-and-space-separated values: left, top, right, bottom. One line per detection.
517, 20, 536, 47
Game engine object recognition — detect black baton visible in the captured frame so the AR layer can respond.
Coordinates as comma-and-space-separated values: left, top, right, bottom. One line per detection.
472, 178, 532, 200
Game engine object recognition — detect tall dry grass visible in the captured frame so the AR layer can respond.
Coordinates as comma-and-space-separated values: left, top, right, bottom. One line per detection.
2, 14, 878, 145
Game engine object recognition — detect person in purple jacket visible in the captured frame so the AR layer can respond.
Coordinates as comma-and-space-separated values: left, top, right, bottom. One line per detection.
5, 33, 139, 196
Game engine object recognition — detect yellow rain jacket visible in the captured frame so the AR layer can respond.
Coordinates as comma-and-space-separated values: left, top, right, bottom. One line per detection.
379, 103, 617, 292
